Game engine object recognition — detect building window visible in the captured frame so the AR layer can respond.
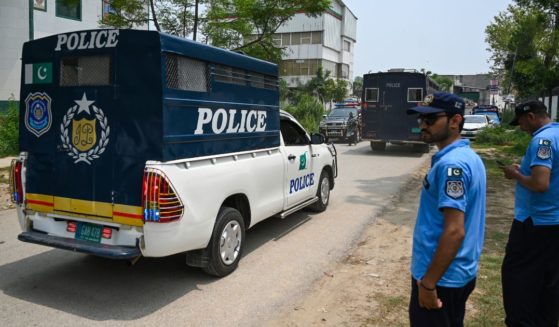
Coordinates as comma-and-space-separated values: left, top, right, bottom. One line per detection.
300, 32, 312, 45
322, 60, 337, 78
312, 31, 322, 44
34, 0, 47, 11
344, 40, 351, 52
282, 34, 290, 46
337, 63, 349, 79
365, 88, 379, 102
407, 88, 423, 102
56, 0, 81, 20
279, 59, 322, 76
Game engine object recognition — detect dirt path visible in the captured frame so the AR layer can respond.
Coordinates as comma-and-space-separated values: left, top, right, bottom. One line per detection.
268, 150, 516, 327
267, 162, 428, 327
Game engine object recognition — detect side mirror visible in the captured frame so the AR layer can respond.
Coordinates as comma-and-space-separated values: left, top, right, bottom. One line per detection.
311, 133, 326, 144
322, 114, 327, 119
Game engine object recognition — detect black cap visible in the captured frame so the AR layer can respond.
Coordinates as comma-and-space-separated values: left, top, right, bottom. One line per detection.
407, 92, 465, 116
509, 100, 547, 126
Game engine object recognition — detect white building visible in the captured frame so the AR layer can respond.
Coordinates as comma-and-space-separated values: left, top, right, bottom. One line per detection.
273, 0, 357, 87
0, 0, 147, 108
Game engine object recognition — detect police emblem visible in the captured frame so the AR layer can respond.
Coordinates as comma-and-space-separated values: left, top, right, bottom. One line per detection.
537, 145, 551, 160
24, 92, 52, 137
421, 94, 434, 106
446, 180, 464, 199
60, 93, 110, 165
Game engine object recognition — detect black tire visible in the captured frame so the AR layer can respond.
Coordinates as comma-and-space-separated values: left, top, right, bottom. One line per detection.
310, 170, 331, 212
203, 207, 246, 277
370, 141, 386, 151
412, 143, 429, 153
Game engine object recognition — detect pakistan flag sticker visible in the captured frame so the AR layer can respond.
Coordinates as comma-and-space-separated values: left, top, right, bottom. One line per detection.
299, 152, 307, 170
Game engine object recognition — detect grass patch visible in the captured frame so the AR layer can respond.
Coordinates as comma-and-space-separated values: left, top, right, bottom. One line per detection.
365, 293, 408, 327
0, 167, 10, 184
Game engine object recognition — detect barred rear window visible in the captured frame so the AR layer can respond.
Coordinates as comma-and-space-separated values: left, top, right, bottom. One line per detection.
166, 54, 208, 92
213, 64, 277, 90
60, 55, 112, 86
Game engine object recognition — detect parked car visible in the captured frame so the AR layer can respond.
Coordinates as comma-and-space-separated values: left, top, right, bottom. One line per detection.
319, 106, 361, 142
473, 105, 501, 126
461, 114, 492, 139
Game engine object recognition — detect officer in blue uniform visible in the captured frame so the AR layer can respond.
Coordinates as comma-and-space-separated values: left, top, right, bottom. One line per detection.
406, 92, 486, 327
501, 100, 559, 326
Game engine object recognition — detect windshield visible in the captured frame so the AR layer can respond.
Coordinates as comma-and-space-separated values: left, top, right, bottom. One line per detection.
465, 116, 487, 124
328, 108, 358, 118
477, 111, 499, 121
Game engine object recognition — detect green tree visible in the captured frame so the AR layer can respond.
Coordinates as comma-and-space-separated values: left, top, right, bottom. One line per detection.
332, 79, 348, 102
486, 1, 559, 98
284, 93, 324, 133
0, 98, 19, 156
306, 67, 331, 104
431, 74, 453, 92
352, 76, 363, 98
104, 0, 330, 62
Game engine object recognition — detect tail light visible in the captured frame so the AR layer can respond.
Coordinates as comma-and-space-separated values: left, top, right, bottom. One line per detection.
9, 160, 23, 204
142, 169, 184, 223
363, 103, 368, 109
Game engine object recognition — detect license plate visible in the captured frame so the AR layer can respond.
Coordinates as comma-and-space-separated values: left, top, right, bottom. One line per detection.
75, 222, 102, 243
411, 128, 421, 133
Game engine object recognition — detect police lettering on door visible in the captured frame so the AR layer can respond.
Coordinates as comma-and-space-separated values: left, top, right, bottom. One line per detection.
289, 173, 315, 194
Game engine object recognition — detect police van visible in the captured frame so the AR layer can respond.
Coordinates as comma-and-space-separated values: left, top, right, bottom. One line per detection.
361, 69, 440, 152
10, 29, 337, 277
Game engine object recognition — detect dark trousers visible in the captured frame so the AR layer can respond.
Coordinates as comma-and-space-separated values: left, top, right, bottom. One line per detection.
502, 218, 559, 327
409, 277, 476, 327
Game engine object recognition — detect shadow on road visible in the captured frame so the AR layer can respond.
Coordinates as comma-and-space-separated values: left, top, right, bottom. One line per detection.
0, 210, 315, 321
340, 143, 429, 158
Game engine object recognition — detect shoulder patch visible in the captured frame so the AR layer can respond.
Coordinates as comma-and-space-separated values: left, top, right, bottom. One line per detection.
539, 139, 552, 146
537, 145, 551, 160
446, 180, 464, 199
447, 167, 463, 177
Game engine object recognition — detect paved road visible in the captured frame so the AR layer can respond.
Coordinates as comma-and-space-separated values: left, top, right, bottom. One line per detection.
0, 142, 428, 327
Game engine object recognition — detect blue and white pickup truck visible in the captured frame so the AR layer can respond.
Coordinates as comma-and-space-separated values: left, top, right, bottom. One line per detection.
10, 29, 337, 277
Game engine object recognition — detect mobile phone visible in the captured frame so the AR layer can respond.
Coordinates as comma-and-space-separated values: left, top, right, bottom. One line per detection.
496, 160, 506, 168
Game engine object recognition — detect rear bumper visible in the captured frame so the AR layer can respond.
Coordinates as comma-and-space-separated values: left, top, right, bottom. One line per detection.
18, 231, 141, 259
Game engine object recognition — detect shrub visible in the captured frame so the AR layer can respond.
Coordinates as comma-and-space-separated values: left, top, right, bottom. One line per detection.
0, 99, 19, 156
283, 94, 324, 133
476, 126, 530, 156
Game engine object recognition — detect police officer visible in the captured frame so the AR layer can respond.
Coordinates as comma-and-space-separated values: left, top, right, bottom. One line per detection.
501, 100, 559, 326
347, 112, 357, 146
406, 92, 486, 326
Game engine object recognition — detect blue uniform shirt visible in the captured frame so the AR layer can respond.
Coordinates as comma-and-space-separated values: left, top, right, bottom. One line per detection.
515, 122, 559, 225
411, 139, 486, 287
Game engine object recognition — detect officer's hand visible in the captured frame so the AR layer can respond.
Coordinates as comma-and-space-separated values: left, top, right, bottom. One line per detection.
417, 280, 443, 309
503, 164, 520, 180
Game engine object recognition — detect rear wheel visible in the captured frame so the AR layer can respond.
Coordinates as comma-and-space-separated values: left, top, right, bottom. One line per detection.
370, 141, 386, 151
310, 170, 331, 212
412, 143, 429, 153
203, 207, 245, 277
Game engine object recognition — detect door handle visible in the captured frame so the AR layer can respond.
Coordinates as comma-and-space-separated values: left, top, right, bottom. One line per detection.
288, 154, 296, 161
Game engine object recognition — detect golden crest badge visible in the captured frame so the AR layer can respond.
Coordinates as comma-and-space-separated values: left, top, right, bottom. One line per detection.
72, 118, 97, 152
60, 93, 110, 165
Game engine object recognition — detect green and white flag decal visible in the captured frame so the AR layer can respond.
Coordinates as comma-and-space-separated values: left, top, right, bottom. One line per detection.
25, 63, 52, 84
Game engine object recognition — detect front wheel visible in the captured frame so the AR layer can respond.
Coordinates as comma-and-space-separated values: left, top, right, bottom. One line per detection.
310, 170, 331, 212
203, 207, 246, 277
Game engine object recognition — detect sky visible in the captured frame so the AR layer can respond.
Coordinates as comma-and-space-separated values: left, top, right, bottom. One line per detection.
342, 0, 514, 78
